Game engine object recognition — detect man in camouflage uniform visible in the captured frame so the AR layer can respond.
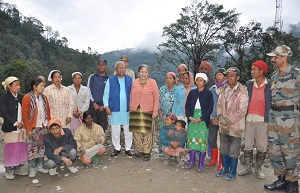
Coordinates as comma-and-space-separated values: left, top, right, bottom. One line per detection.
264, 45, 300, 193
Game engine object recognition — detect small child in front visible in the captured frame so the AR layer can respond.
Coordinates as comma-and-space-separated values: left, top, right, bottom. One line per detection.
160, 114, 187, 165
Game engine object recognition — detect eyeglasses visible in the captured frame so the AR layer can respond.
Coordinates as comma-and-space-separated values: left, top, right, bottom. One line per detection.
121, 60, 128, 63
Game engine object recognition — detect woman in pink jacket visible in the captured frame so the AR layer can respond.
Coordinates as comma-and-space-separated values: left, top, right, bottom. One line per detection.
129, 64, 159, 161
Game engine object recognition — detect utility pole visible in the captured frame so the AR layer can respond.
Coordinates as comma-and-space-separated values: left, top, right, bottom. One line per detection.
274, 0, 283, 31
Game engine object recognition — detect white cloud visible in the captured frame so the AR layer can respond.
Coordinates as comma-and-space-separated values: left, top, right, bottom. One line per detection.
5, 0, 300, 53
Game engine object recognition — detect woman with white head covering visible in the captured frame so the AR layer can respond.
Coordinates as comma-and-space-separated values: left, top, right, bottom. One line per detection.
67, 72, 90, 134
44, 70, 74, 129
1, 77, 28, 180
185, 73, 213, 172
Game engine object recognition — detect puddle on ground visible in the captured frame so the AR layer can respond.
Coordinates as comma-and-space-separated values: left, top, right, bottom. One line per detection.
0, 165, 5, 173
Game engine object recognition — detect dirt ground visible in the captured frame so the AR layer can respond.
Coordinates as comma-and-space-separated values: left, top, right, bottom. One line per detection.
0, 122, 281, 193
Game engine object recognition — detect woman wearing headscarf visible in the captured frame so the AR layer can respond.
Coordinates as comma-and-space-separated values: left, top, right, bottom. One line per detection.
44, 70, 74, 129
67, 72, 90, 134
1, 77, 28, 180
177, 64, 188, 85
159, 72, 178, 121
22, 77, 51, 177
172, 72, 196, 121
158, 72, 178, 154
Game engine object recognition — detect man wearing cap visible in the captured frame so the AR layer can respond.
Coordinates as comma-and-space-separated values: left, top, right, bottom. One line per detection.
43, 118, 78, 175
238, 60, 271, 179
264, 45, 300, 193
87, 58, 109, 131
216, 67, 248, 181
207, 68, 227, 171
198, 61, 215, 89
119, 55, 135, 80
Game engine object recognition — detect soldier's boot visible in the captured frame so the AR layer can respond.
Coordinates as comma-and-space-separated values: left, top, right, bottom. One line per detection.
255, 151, 267, 179
286, 181, 299, 193
238, 150, 253, 176
264, 174, 287, 190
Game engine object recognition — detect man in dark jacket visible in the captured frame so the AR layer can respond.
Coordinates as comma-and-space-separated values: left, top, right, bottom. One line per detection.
44, 118, 78, 175
87, 58, 109, 130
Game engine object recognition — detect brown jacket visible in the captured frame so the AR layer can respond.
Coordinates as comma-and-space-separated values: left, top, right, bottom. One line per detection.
22, 93, 51, 133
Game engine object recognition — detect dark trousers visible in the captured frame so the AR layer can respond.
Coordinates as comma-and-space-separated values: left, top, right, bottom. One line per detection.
89, 108, 108, 130
209, 122, 219, 149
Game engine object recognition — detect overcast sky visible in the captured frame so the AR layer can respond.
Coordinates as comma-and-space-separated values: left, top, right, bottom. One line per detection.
6, 0, 300, 54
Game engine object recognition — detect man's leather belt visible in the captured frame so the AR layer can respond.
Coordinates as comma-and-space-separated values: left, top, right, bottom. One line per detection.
271, 105, 299, 112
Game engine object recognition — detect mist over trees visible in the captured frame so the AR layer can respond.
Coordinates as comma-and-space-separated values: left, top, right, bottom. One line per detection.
156, 0, 300, 83
0, 0, 299, 93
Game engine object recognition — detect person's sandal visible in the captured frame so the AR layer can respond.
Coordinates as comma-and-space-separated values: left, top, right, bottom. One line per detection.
143, 154, 151, 161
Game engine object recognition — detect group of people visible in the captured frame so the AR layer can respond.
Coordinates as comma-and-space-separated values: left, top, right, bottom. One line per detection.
0, 45, 299, 193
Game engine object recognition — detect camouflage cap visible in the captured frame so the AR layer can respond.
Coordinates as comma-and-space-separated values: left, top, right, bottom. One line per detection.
226, 67, 240, 76
267, 45, 293, 57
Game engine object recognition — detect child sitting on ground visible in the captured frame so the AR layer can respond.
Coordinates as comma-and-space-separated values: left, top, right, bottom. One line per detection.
160, 114, 187, 165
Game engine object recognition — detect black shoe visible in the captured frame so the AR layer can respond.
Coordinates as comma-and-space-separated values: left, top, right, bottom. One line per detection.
111, 150, 121, 157
264, 174, 287, 190
143, 154, 151, 161
286, 181, 299, 193
125, 150, 134, 156
134, 152, 144, 158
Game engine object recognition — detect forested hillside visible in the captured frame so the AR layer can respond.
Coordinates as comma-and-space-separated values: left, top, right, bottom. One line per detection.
0, 2, 172, 93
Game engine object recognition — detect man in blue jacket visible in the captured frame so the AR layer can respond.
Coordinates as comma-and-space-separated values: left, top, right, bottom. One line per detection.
104, 61, 133, 157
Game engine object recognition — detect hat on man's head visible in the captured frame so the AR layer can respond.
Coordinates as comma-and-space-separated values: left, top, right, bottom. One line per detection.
215, 68, 227, 76
226, 67, 240, 76
47, 118, 65, 135
267, 45, 293, 57
252, 60, 268, 75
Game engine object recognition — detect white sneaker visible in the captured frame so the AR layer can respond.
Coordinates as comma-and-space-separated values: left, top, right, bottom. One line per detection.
49, 167, 57, 176
67, 166, 78, 174
28, 168, 36, 178
36, 165, 49, 173
5, 167, 14, 180
14, 166, 28, 176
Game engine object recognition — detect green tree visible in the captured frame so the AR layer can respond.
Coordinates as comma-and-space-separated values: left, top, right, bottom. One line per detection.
223, 23, 300, 83
156, 0, 239, 74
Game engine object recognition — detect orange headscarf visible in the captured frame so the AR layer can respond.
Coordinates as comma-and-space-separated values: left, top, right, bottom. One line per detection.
47, 118, 65, 135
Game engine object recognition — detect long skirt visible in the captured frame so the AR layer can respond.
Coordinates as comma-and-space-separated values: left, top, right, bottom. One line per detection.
129, 107, 152, 133
3, 129, 28, 167
187, 109, 208, 152
129, 107, 154, 154
27, 126, 47, 160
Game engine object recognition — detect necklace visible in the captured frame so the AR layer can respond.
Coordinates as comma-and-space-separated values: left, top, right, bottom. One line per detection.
139, 78, 149, 86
